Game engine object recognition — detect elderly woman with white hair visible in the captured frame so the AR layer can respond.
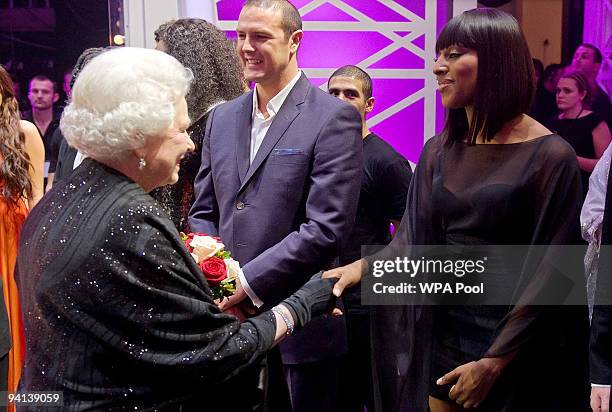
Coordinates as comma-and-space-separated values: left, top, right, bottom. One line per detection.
16, 47, 336, 411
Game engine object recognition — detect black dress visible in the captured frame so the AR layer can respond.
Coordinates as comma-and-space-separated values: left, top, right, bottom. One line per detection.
548, 112, 604, 198
529, 85, 557, 124
150, 113, 208, 232
368, 134, 590, 411
17, 159, 277, 411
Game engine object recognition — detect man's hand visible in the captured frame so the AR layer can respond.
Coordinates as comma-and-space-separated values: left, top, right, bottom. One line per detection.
223, 303, 256, 322
591, 386, 611, 412
322, 259, 367, 297
437, 358, 506, 409
218, 278, 247, 311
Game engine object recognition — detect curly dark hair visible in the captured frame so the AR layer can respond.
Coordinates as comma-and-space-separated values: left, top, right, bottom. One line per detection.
0, 65, 31, 206
70, 47, 116, 90
154, 18, 245, 121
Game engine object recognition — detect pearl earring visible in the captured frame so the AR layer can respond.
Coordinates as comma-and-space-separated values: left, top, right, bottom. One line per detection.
138, 158, 146, 170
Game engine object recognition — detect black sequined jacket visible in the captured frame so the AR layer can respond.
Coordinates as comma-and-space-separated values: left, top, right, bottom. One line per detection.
17, 159, 276, 411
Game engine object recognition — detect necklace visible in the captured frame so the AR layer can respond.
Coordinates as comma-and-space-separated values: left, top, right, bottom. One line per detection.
574, 107, 584, 119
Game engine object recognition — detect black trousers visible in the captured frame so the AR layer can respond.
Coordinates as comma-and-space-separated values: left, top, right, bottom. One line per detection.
338, 310, 374, 412
283, 357, 340, 412
263, 346, 341, 412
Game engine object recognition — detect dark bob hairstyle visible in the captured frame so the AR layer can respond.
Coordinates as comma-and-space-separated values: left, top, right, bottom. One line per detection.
436, 8, 535, 144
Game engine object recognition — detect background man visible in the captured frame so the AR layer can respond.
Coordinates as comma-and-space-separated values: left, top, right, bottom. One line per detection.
571, 43, 612, 127
23, 74, 61, 191
189, 1, 363, 410
328, 65, 413, 412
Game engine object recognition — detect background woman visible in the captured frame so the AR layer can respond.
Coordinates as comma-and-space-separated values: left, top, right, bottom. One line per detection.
549, 70, 611, 199
530, 63, 563, 123
326, 8, 589, 411
0, 65, 44, 402
17, 47, 336, 411
152, 18, 245, 232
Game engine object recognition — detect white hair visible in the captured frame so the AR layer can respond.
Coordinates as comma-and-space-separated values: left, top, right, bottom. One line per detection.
60, 47, 192, 160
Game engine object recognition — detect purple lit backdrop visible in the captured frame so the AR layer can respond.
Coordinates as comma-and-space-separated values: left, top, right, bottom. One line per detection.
215, 0, 449, 163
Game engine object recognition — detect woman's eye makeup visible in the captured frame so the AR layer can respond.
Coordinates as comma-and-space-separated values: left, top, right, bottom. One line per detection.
434, 49, 464, 61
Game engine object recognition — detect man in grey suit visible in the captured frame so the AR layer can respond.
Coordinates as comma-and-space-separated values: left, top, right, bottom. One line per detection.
188, 0, 362, 410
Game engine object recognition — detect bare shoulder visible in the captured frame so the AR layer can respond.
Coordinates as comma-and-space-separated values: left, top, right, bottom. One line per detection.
523, 115, 552, 140
20, 120, 41, 137
19, 120, 44, 153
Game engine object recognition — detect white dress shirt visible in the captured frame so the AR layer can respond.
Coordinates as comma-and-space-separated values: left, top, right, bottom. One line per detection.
249, 70, 302, 163
239, 70, 302, 307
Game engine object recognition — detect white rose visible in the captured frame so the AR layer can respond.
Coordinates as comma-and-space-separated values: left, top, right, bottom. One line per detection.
190, 235, 224, 263
224, 258, 242, 280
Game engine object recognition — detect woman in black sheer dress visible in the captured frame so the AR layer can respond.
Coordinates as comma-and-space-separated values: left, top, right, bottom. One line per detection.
17, 47, 337, 411
325, 8, 589, 412
152, 18, 245, 232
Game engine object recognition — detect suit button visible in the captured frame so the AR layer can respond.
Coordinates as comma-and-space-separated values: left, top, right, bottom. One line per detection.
236, 201, 245, 210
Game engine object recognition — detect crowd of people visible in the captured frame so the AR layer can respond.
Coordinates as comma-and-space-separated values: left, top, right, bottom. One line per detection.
0, 0, 611, 411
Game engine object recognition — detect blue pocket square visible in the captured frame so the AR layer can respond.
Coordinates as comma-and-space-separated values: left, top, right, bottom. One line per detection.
272, 148, 304, 155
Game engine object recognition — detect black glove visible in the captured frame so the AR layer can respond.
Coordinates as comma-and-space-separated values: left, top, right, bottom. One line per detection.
280, 272, 338, 330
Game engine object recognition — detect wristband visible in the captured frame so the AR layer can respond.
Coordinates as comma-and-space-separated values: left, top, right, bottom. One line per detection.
272, 306, 294, 336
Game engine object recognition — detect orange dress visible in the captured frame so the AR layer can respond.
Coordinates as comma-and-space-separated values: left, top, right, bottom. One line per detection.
0, 196, 27, 401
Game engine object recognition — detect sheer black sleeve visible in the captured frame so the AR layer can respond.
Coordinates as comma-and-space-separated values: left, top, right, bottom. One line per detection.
484, 138, 588, 358
367, 136, 441, 412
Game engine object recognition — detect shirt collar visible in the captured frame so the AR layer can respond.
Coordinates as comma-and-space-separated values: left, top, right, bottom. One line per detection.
252, 70, 302, 119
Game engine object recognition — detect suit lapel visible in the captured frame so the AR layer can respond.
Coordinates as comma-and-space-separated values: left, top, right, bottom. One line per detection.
239, 74, 310, 192
66, 149, 77, 175
236, 94, 253, 184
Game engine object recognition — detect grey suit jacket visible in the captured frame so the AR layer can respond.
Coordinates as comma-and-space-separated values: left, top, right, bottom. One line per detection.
189, 73, 362, 363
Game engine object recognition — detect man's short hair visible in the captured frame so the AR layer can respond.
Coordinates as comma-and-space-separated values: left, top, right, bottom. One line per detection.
578, 43, 603, 64
29, 74, 57, 93
243, 0, 302, 38
329, 65, 373, 99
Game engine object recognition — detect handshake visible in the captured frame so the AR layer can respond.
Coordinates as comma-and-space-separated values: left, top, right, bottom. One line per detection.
221, 258, 368, 329
278, 258, 369, 331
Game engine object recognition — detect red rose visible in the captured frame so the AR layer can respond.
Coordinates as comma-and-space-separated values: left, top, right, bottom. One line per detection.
199, 256, 227, 286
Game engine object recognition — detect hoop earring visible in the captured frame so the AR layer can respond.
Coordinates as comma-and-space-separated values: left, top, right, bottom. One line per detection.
138, 158, 146, 170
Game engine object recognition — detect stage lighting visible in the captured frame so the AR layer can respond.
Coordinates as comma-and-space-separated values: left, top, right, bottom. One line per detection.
113, 34, 125, 46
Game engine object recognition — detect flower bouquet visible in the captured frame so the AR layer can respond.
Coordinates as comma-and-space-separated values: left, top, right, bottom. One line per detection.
181, 232, 241, 300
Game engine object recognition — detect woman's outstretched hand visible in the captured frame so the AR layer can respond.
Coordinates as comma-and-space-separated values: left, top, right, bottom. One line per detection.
323, 259, 368, 297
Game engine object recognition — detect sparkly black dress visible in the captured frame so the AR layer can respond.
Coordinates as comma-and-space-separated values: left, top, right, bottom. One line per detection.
17, 159, 277, 411
368, 134, 590, 411
150, 112, 208, 232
